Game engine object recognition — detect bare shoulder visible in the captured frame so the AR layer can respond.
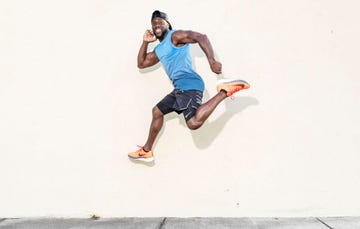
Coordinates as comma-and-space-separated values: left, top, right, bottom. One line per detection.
171, 30, 203, 45
172, 30, 193, 39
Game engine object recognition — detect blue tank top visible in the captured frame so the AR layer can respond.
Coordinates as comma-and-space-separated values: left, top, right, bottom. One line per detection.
154, 30, 204, 91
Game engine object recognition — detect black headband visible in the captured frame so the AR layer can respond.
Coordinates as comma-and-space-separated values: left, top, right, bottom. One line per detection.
151, 10, 172, 30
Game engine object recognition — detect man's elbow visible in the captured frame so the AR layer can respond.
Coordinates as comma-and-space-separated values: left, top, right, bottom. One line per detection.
137, 62, 146, 69
198, 33, 209, 43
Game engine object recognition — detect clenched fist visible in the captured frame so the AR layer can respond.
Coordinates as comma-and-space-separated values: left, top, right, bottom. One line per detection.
210, 60, 222, 74
143, 30, 156, 43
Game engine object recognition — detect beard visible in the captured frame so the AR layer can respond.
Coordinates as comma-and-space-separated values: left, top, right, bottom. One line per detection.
153, 28, 168, 41
155, 33, 164, 40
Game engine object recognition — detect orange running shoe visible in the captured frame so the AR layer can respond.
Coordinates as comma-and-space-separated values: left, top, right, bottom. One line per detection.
216, 79, 250, 97
128, 145, 154, 162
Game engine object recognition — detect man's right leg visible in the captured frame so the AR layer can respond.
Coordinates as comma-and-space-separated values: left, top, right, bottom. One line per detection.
128, 91, 176, 162
143, 106, 164, 152
127, 106, 163, 162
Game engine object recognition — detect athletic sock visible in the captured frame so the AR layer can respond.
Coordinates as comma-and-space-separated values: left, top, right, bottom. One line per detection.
220, 89, 227, 94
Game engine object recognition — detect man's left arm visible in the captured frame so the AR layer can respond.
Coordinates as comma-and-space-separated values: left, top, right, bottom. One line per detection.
172, 30, 222, 74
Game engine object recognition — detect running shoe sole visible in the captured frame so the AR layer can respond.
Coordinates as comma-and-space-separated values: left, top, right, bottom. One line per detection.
128, 155, 154, 162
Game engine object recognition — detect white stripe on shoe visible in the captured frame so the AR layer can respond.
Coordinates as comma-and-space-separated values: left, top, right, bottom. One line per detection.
216, 78, 249, 86
128, 156, 154, 162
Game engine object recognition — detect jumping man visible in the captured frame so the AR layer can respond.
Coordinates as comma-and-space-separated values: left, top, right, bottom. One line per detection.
128, 10, 250, 162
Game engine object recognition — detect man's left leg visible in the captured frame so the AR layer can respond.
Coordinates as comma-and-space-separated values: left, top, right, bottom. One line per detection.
186, 90, 227, 130
186, 79, 250, 130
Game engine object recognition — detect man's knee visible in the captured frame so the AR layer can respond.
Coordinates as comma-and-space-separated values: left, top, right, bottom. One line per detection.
186, 118, 202, 130
152, 106, 164, 118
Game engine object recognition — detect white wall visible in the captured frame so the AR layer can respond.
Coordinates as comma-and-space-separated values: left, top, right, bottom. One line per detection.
1, 0, 360, 217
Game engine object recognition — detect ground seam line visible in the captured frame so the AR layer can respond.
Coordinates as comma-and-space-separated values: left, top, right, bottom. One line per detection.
159, 217, 167, 229
316, 218, 334, 229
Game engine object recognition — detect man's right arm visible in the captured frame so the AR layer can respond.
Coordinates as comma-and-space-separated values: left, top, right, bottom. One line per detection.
137, 30, 159, 69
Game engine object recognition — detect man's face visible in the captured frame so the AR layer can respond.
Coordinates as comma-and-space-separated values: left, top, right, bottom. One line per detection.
151, 17, 169, 39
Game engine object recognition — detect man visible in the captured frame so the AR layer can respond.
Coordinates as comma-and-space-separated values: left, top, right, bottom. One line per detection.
128, 10, 249, 162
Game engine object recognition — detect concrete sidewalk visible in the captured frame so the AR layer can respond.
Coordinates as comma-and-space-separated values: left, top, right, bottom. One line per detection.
0, 217, 360, 229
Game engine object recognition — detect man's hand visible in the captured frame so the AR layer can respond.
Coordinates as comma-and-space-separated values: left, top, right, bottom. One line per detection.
138, 30, 160, 68
143, 30, 156, 43
210, 60, 222, 74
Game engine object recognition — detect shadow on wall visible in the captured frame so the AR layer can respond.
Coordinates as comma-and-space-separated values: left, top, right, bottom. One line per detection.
159, 95, 259, 149
191, 96, 259, 149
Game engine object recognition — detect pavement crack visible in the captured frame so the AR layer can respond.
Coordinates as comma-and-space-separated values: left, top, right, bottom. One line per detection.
316, 218, 334, 229
158, 217, 167, 229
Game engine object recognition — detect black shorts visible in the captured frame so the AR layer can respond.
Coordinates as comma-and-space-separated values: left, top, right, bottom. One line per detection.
157, 90, 203, 121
